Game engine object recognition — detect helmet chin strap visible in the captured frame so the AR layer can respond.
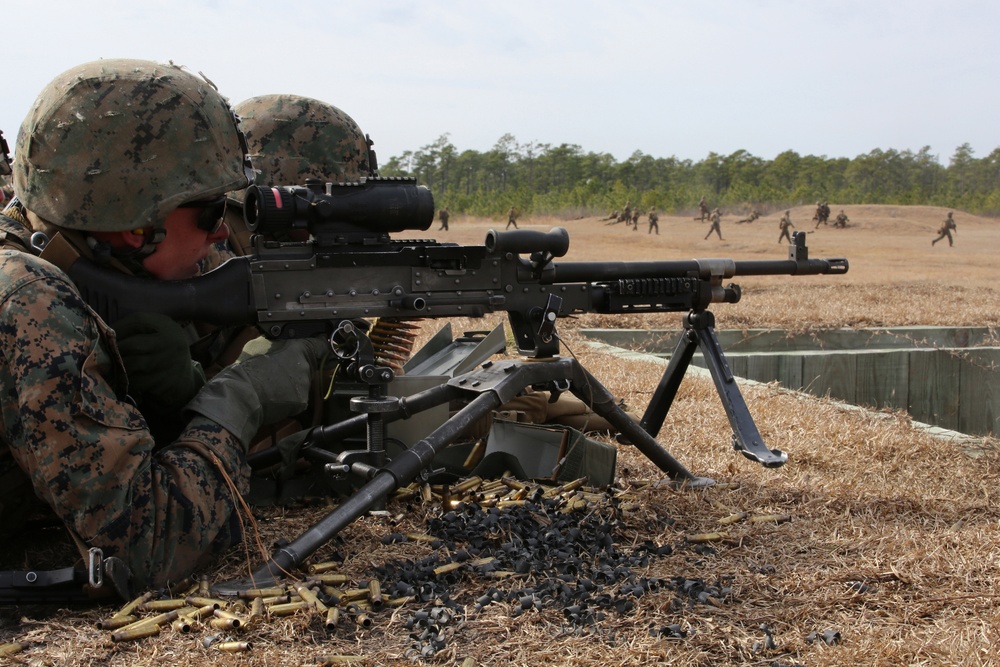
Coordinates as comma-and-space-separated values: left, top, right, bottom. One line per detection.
85, 224, 166, 277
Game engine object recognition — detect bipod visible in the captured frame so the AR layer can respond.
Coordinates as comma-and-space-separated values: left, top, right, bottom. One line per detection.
639, 308, 788, 468
216, 350, 713, 595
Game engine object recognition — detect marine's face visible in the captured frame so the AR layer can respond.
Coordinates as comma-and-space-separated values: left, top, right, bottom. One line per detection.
142, 204, 231, 281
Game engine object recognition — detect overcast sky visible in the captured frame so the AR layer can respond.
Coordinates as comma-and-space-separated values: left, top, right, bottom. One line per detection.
3, 1, 997, 166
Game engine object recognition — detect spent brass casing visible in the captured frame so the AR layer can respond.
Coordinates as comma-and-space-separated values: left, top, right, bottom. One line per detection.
452, 476, 484, 494
217, 641, 252, 653
308, 562, 341, 575
170, 616, 194, 634
0, 643, 24, 657
208, 617, 241, 631
249, 597, 264, 620
325, 606, 341, 629
111, 623, 162, 642
139, 598, 189, 612
340, 588, 370, 603
749, 513, 793, 524
718, 512, 749, 525
238, 586, 286, 599
113, 591, 155, 619
267, 600, 311, 617
184, 595, 224, 609
191, 604, 218, 620
367, 579, 384, 608
685, 532, 729, 543
261, 594, 292, 606
317, 656, 365, 665
198, 575, 210, 597
95, 614, 138, 630
313, 573, 351, 585
432, 562, 463, 577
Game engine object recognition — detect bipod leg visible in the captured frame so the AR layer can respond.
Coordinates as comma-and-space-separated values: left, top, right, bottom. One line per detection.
567, 360, 713, 488
639, 323, 700, 438
689, 311, 788, 468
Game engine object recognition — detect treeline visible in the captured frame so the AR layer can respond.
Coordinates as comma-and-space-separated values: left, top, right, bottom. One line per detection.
379, 134, 1000, 217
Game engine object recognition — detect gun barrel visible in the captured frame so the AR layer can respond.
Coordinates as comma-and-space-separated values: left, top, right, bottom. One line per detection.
549, 257, 847, 283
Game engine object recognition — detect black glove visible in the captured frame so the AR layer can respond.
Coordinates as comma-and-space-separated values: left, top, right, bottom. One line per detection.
113, 312, 206, 410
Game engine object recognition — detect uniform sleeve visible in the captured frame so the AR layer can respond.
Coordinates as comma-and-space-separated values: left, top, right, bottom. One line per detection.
0, 254, 249, 588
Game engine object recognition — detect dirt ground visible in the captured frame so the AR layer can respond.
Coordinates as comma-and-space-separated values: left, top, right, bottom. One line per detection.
2, 205, 999, 666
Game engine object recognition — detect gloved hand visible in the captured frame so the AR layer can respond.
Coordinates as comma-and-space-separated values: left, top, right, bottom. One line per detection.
113, 312, 206, 409
185, 337, 330, 450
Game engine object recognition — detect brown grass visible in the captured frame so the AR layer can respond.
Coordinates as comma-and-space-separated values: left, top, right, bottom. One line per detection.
2, 205, 999, 666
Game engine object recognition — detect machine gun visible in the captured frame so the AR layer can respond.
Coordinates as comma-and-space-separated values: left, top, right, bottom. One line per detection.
64, 178, 848, 591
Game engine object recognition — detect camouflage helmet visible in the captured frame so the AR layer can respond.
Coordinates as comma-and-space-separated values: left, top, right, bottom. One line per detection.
14, 58, 254, 232
234, 94, 373, 190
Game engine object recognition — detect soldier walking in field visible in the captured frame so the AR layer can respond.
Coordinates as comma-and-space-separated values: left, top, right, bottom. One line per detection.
506, 206, 519, 229
437, 208, 450, 231
813, 201, 830, 229
704, 208, 723, 240
631, 206, 640, 230
778, 210, 795, 243
931, 211, 957, 246
697, 195, 710, 222
647, 207, 659, 235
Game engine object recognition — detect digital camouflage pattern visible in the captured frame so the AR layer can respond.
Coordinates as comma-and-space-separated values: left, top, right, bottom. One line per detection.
0, 212, 250, 588
14, 58, 253, 232
235, 94, 372, 190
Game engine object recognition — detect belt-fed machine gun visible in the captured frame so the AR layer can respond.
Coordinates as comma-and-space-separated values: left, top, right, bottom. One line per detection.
65, 177, 848, 591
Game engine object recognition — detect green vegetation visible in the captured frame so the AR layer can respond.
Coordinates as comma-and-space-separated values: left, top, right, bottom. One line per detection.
380, 134, 1000, 217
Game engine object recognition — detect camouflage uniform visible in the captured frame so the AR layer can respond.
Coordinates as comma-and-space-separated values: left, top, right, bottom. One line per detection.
834, 210, 849, 228
778, 211, 794, 243
737, 210, 759, 224
647, 207, 659, 235
438, 208, 450, 231
704, 208, 723, 240
506, 206, 518, 229
0, 59, 312, 590
698, 196, 709, 222
631, 206, 640, 230
932, 212, 957, 246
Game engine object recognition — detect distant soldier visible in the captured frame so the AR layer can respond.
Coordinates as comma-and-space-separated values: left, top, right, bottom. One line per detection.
506, 206, 519, 229
813, 201, 831, 229
621, 200, 633, 229
647, 207, 659, 235
437, 207, 450, 231
833, 209, 849, 228
631, 206, 640, 230
606, 209, 619, 221
704, 208, 723, 240
778, 210, 795, 243
737, 209, 760, 224
931, 211, 957, 246
698, 195, 710, 222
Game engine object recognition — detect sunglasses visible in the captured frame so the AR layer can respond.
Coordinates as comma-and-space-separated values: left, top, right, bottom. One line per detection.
179, 197, 228, 234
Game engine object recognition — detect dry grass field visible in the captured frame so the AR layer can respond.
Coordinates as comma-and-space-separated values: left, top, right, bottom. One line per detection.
2, 205, 999, 666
